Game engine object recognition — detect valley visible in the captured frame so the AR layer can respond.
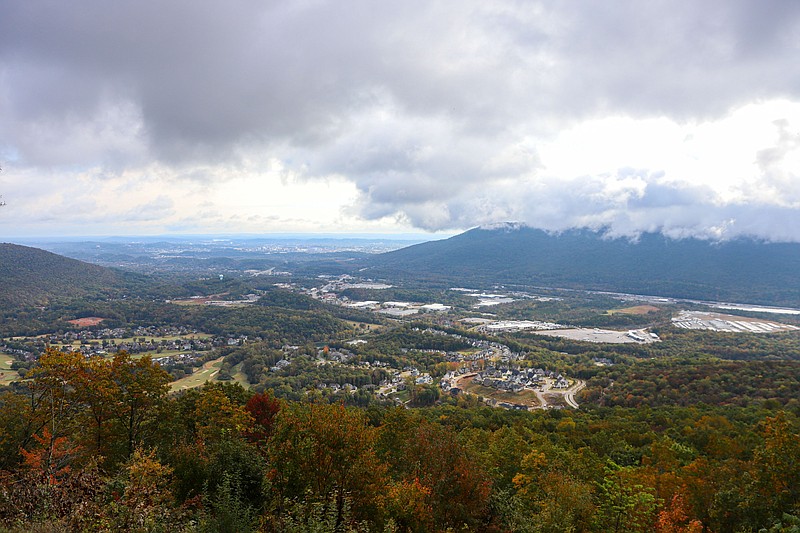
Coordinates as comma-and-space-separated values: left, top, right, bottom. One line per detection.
1, 234, 799, 532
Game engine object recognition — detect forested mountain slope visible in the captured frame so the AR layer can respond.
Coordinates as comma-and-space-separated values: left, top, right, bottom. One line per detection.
363, 224, 800, 306
0, 243, 136, 307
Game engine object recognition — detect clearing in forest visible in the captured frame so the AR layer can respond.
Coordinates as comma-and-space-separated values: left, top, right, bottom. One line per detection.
170, 356, 225, 391
607, 305, 661, 315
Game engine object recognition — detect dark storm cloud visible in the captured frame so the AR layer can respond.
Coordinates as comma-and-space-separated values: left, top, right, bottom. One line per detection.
1, 0, 799, 238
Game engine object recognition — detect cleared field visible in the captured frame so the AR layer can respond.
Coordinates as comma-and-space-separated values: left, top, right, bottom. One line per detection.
344, 320, 386, 332
543, 393, 567, 408
170, 297, 214, 306
607, 305, 661, 315
170, 356, 225, 392
387, 389, 410, 404
170, 293, 230, 306
229, 363, 252, 389
136, 350, 186, 360
0, 355, 20, 385
457, 376, 540, 408
67, 317, 106, 327
533, 328, 657, 343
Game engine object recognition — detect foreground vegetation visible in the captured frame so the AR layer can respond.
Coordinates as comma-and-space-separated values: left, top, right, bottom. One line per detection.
0, 348, 798, 532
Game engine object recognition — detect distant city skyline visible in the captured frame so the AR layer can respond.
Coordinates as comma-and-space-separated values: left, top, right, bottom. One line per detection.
1, 1, 799, 241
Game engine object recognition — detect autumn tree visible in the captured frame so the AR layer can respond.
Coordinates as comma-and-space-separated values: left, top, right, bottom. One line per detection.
656, 494, 703, 533
27, 349, 86, 441
192, 386, 254, 445
752, 412, 800, 525
0, 390, 40, 469
243, 390, 281, 445
105, 448, 178, 531
509, 443, 596, 532
267, 402, 387, 528
378, 408, 491, 531
22, 349, 88, 473
70, 355, 117, 457
107, 352, 171, 460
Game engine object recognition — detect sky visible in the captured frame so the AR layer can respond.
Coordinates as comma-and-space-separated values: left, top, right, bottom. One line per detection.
1, 0, 800, 241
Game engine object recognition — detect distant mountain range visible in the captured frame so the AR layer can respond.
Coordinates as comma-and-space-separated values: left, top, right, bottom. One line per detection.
5, 227, 800, 309
362, 224, 800, 307
0, 243, 137, 307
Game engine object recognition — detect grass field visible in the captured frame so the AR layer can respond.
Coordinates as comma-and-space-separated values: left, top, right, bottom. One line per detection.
344, 320, 386, 332
229, 362, 252, 389
170, 356, 225, 392
170, 297, 214, 306
388, 389, 410, 403
0, 355, 20, 386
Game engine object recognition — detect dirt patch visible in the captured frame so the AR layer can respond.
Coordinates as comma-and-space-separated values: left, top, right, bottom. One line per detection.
67, 317, 105, 327
543, 394, 567, 408
456, 375, 540, 409
608, 305, 661, 315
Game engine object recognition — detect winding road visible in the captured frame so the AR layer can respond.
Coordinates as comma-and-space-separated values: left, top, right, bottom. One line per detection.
563, 379, 586, 409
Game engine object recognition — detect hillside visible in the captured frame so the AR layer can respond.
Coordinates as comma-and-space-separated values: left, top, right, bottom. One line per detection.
0, 243, 136, 307
362, 224, 800, 306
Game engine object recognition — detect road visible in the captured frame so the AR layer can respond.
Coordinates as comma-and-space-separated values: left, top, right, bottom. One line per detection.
563, 379, 586, 409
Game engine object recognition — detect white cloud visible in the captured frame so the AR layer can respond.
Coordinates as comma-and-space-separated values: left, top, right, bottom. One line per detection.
1, 0, 800, 240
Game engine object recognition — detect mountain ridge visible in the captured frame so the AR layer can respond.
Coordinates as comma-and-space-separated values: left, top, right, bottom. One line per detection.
0, 243, 137, 307
362, 226, 800, 307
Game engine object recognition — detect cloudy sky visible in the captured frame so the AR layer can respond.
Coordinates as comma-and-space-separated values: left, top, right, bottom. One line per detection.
1, 0, 799, 240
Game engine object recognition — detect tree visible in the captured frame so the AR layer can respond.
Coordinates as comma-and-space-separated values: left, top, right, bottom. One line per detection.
656, 494, 703, 533
243, 391, 281, 445
594, 464, 659, 533
71, 355, 117, 457
105, 448, 177, 531
378, 409, 491, 531
192, 386, 253, 445
26, 349, 86, 453
20, 426, 81, 486
108, 352, 171, 460
752, 412, 800, 524
509, 445, 596, 532
0, 390, 39, 469
268, 402, 386, 527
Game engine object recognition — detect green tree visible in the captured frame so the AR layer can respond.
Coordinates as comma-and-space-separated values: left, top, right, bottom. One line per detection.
108, 352, 171, 460
268, 402, 387, 527
594, 464, 658, 533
